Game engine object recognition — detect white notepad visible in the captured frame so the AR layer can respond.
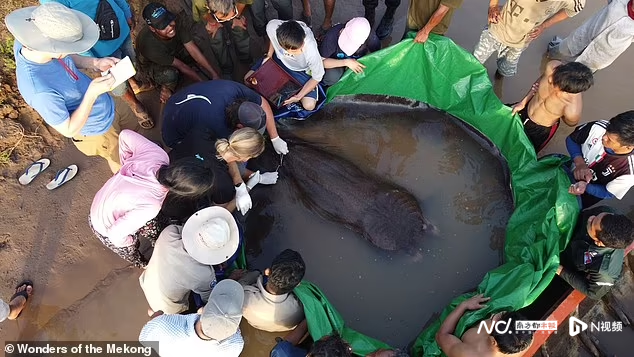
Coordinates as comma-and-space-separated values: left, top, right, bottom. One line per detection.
102, 56, 136, 90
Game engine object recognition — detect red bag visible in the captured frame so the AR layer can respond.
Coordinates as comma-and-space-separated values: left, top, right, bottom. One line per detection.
245, 58, 302, 109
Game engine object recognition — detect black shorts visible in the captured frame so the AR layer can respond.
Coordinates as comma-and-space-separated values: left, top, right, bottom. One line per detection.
514, 104, 560, 152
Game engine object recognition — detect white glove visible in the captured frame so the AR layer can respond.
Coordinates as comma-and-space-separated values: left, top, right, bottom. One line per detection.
246, 171, 278, 189
246, 171, 261, 190
259, 172, 278, 185
235, 183, 252, 214
271, 136, 289, 155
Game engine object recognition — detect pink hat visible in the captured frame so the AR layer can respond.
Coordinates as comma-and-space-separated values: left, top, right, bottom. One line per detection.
338, 17, 371, 56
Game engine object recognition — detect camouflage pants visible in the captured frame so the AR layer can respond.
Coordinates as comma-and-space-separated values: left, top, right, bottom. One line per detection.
250, 0, 293, 37
210, 22, 251, 72
145, 64, 180, 91
473, 28, 526, 77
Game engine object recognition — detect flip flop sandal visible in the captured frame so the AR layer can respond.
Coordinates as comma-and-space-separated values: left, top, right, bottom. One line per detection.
132, 107, 155, 130
9, 280, 33, 319
18, 158, 51, 185
46, 165, 78, 190
133, 82, 155, 95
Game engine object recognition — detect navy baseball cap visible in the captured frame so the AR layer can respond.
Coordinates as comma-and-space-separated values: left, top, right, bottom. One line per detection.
143, 3, 176, 30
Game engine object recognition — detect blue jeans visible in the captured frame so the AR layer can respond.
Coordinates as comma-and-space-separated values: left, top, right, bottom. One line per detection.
270, 341, 308, 357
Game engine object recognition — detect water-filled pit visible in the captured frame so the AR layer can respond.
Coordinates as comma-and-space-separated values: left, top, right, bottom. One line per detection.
242, 97, 514, 350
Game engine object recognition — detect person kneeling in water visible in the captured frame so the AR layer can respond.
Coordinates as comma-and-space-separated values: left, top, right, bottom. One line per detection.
271, 319, 409, 357
436, 294, 533, 357
511, 60, 593, 153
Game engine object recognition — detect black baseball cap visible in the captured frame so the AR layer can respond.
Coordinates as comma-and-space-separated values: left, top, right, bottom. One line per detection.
143, 3, 176, 30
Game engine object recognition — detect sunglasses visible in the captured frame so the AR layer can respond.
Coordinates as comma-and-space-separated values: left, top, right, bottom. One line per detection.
212, 5, 238, 23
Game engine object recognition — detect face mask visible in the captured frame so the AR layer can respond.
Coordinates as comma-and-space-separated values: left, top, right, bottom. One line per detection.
605, 147, 616, 155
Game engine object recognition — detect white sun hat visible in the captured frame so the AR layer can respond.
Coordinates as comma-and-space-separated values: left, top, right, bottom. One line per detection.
182, 206, 240, 265
5, 3, 99, 55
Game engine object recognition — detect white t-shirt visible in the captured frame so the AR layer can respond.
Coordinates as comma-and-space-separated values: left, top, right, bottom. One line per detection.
564, 0, 634, 71
242, 275, 305, 332
266, 19, 325, 82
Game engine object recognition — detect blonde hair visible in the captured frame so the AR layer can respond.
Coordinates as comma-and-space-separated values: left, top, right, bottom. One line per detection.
215, 127, 265, 161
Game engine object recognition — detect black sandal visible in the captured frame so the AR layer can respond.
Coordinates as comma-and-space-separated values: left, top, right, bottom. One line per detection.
9, 280, 33, 319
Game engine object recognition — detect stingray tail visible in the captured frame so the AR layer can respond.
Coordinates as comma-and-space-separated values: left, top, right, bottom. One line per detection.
424, 219, 440, 236
408, 249, 425, 263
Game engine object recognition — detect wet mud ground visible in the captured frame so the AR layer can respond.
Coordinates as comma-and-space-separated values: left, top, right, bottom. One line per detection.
1, 0, 634, 355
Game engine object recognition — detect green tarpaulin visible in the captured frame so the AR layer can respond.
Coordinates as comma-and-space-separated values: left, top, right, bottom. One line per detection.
281, 32, 580, 356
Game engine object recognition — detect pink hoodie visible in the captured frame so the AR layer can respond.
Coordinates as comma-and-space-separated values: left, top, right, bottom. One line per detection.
90, 130, 170, 247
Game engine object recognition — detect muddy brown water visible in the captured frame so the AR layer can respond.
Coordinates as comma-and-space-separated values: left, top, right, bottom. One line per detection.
242, 98, 513, 349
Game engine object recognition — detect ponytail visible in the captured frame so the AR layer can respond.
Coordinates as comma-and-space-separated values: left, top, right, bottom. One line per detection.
215, 138, 232, 159
215, 127, 265, 161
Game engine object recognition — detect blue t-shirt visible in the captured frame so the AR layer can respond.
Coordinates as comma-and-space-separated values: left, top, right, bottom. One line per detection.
40, 0, 132, 58
270, 341, 307, 357
14, 42, 115, 136
161, 80, 263, 147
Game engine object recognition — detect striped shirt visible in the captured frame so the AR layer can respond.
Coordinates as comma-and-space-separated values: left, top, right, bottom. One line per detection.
139, 313, 244, 357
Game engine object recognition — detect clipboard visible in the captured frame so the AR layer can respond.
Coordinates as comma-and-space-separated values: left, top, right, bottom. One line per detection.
245, 58, 302, 109
101, 56, 136, 91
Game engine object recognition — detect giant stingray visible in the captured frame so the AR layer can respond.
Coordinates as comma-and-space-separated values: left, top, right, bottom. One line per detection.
249, 135, 437, 253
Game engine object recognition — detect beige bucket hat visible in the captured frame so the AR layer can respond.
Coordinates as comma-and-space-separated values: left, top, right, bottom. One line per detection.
5, 2, 99, 54
182, 206, 240, 266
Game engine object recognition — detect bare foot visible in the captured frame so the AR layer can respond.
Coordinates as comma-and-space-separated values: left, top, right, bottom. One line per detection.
321, 19, 332, 31
8, 283, 33, 320
493, 70, 505, 99
159, 86, 173, 104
